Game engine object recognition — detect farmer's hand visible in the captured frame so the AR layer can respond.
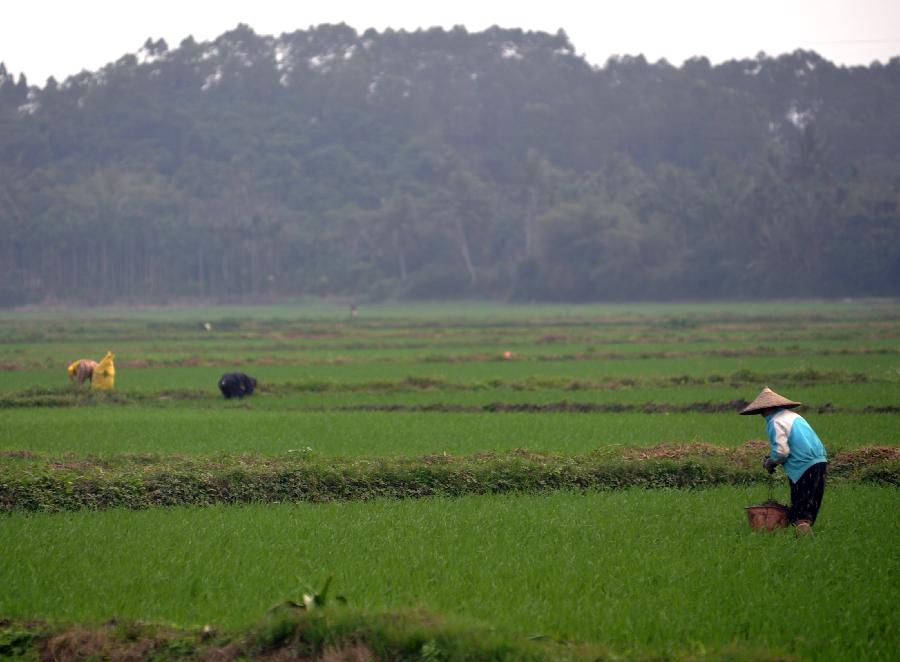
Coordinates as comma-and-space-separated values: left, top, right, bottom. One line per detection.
762, 457, 778, 474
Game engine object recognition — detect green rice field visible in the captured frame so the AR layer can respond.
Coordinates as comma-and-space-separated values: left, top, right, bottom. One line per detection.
1, 300, 898, 660
2, 487, 897, 660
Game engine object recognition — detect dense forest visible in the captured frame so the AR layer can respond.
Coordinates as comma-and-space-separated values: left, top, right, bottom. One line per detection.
1, 23, 899, 305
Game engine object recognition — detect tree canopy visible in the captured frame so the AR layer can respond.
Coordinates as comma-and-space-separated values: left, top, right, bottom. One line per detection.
1, 24, 898, 305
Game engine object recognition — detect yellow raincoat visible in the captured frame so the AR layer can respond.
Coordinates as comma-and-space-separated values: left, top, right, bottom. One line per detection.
91, 351, 116, 390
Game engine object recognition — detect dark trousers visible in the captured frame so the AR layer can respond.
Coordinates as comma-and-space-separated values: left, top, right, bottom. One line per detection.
789, 462, 827, 525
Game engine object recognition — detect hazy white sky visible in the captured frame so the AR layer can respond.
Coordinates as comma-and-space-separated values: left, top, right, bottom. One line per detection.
3, 0, 899, 84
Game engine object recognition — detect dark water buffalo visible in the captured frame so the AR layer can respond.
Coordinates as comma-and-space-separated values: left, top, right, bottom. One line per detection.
218, 372, 257, 399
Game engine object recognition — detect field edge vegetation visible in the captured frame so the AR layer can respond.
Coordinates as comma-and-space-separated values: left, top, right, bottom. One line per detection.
0, 607, 797, 662
2, 443, 896, 513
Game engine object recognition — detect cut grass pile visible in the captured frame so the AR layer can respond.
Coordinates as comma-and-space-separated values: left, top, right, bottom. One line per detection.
2, 487, 897, 660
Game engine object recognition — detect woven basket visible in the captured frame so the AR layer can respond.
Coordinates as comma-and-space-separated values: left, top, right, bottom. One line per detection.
744, 503, 790, 531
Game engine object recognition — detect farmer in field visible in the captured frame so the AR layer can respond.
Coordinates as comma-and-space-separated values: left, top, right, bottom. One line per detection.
218, 372, 257, 399
740, 387, 828, 534
67, 358, 98, 385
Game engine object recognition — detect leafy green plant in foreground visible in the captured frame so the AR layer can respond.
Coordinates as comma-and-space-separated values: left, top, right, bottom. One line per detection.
269, 574, 347, 613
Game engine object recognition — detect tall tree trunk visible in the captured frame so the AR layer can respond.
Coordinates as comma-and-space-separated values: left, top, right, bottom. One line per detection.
101, 240, 109, 298
250, 238, 259, 295
454, 216, 477, 286
392, 228, 407, 281
525, 188, 537, 259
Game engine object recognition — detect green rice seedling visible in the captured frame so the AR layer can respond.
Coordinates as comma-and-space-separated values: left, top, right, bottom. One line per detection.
3, 352, 895, 393
0, 301, 895, 660
1, 408, 896, 457
1, 486, 896, 660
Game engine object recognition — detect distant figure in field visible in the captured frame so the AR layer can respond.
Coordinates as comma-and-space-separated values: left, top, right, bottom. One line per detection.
218, 372, 257, 399
67, 359, 98, 385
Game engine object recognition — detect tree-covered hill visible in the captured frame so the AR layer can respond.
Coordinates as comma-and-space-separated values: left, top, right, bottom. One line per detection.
1, 24, 898, 304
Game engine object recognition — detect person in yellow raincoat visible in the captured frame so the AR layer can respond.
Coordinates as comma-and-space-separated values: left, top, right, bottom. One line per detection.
67, 359, 98, 385
91, 351, 116, 390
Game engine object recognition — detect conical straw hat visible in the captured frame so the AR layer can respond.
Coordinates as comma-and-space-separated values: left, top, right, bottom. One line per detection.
739, 387, 801, 415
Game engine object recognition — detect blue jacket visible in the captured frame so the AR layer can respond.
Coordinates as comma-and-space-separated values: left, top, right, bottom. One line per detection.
765, 409, 828, 482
